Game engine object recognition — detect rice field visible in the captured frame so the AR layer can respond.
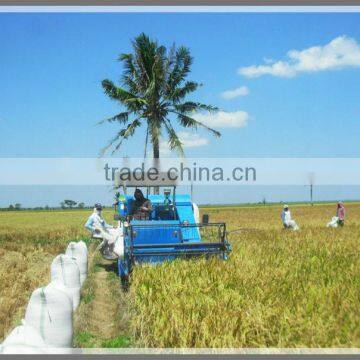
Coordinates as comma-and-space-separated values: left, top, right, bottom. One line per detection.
0, 203, 359, 348
0, 209, 92, 341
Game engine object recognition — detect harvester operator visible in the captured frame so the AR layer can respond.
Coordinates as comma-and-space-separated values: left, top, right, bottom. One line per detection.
130, 189, 152, 220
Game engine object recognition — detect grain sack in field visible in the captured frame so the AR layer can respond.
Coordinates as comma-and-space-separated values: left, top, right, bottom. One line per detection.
113, 235, 124, 258
77, 240, 88, 258
0, 322, 48, 354
0, 345, 47, 354
192, 203, 200, 224
327, 216, 339, 228
24, 286, 73, 348
101, 227, 124, 258
50, 254, 81, 310
65, 242, 87, 286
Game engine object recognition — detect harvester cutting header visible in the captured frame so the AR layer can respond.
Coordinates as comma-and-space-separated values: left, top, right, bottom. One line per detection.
87, 170, 232, 284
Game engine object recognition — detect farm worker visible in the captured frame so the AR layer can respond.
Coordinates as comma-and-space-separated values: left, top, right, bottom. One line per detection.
130, 189, 152, 220
281, 204, 299, 231
336, 201, 346, 226
85, 203, 121, 260
327, 202, 346, 228
85, 203, 113, 238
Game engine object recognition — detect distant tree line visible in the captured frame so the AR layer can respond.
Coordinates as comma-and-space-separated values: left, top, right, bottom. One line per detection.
60, 200, 85, 209
0, 200, 98, 211
7, 203, 22, 210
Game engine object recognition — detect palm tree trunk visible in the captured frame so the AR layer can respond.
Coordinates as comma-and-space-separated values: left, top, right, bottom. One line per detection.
153, 139, 160, 159
144, 124, 149, 159
153, 139, 160, 194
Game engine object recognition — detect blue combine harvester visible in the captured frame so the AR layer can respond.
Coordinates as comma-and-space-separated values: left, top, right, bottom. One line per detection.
111, 176, 231, 283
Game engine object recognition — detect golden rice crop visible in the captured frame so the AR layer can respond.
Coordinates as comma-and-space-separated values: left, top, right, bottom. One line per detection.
127, 204, 360, 347
0, 209, 112, 340
0, 205, 359, 348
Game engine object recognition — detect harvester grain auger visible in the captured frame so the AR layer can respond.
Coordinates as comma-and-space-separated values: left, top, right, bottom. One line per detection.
99, 173, 232, 284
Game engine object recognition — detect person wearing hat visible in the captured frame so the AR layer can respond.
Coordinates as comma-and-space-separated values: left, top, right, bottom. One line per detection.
281, 204, 299, 231
327, 202, 346, 228
85, 203, 113, 238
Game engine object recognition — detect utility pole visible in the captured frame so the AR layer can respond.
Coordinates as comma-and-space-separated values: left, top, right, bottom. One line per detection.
308, 172, 315, 206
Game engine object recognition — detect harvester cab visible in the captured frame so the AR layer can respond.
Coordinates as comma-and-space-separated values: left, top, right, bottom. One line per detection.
108, 173, 231, 283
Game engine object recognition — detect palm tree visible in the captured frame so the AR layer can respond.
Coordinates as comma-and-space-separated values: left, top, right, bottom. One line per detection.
100, 33, 220, 158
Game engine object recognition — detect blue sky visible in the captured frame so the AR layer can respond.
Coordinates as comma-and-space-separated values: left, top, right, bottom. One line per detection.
1, 11, 360, 206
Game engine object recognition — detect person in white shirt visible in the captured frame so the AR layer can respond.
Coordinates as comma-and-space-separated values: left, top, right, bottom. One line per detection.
281, 204, 299, 231
85, 203, 113, 238
85, 203, 123, 260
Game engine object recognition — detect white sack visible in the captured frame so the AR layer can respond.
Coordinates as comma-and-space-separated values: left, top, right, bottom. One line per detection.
96, 227, 120, 245
77, 241, 88, 258
0, 322, 48, 354
47, 280, 80, 311
98, 226, 124, 258
50, 255, 81, 310
192, 203, 200, 224
327, 216, 339, 228
113, 235, 124, 259
24, 286, 73, 348
0, 345, 48, 354
285, 219, 300, 231
65, 242, 87, 285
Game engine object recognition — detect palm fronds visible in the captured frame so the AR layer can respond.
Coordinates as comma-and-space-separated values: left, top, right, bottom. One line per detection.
100, 33, 220, 157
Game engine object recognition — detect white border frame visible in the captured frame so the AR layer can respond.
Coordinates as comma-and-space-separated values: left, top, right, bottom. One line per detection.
1, 5, 360, 12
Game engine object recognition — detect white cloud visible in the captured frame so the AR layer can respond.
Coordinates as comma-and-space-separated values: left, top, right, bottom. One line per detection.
238, 35, 360, 78
160, 131, 209, 155
159, 110, 249, 155
177, 131, 209, 148
221, 86, 249, 100
193, 110, 249, 128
